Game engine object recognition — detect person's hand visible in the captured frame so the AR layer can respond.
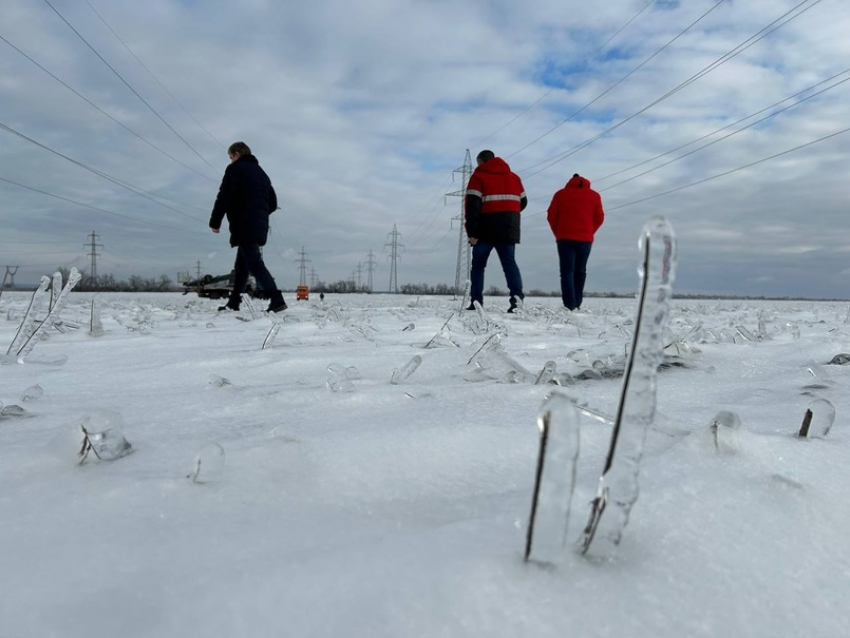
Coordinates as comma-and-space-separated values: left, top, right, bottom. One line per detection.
211, 228, 220, 234
468, 237, 478, 246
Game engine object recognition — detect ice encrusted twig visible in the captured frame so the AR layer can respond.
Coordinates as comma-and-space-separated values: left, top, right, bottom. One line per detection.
579, 217, 677, 556
14, 269, 81, 362
525, 393, 581, 565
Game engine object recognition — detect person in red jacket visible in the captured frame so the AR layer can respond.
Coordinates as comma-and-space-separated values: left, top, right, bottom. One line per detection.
546, 174, 605, 310
464, 150, 527, 312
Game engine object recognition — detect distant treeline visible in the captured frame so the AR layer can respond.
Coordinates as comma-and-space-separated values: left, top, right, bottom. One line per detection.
3, 272, 846, 302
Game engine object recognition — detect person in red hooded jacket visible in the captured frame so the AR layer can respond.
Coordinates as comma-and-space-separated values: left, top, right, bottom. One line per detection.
464, 150, 527, 312
547, 174, 605, 310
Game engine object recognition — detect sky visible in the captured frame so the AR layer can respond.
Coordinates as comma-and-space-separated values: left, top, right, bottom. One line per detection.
1, 0, 849, 298
1, 291, 849, 635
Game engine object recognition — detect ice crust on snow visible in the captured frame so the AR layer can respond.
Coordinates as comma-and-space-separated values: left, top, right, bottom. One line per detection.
0, 289, 848, 637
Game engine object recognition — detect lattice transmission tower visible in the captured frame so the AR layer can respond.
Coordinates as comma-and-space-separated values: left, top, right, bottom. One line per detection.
295, 247, 311, 286
84, 231, 103, 289
446, 149, 473, 295
385, 225, 403, 293
365, 249, 376, 293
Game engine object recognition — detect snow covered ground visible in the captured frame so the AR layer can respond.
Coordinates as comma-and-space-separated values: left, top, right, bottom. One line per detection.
1, 290, 848, 637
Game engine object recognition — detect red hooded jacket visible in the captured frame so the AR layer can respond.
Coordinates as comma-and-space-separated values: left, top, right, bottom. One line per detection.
547, 174, 604, 242
465, 157, 527, 244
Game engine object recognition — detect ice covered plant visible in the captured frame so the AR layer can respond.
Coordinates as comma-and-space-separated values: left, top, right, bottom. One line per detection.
579, 216, 677, 556
525, 393, 581, 565
76, 409, 133, 464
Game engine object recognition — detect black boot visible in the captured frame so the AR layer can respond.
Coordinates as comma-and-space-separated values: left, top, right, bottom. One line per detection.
267, 296, 288, 313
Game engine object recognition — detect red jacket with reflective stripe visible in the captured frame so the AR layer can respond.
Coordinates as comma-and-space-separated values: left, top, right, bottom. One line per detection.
465, 157, 527, 244
547, 174, 604, 242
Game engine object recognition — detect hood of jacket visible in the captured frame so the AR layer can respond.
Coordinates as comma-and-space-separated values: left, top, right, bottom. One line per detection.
476, 157, 513, 176
566, 174, 591, 189
235, 153, 259, 165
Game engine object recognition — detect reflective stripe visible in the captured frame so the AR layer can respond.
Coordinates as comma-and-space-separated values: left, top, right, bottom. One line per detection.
466, 189, 483, 198
482, 194, 523, 202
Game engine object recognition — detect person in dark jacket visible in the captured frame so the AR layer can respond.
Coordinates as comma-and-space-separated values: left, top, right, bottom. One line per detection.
546, 173, 605, 310
209, 141, 287, 313
464, 150, 527, 312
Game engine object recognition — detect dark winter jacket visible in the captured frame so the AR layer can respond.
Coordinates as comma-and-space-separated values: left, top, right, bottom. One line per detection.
209, 154, 278, 247
464, 157, 527, 245
547, 174, 604, 242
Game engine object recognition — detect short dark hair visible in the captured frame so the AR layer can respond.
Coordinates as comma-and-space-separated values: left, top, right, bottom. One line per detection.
476, 150, 495, 163
228, 141, 251, 157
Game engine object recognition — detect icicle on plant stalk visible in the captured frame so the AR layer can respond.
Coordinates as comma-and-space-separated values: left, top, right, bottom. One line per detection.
188, 442, 226, 483
709, 410, 741, 454
262, 322, 282, 350
49, 271, 62, 313
525, 393, 581, 565
534, 361, 557, 385
459, 279, 471, 313
89, 295, 104, 337
391, 355, 422, 384
5, 276, 50, 357
15, 268, 81, 363
424, 313, 455, 349
327, 363, 356, 392
242, 294, 261, 320
20, 384, 44, 402
797, 398, 835, 438
579, 217, 677, 556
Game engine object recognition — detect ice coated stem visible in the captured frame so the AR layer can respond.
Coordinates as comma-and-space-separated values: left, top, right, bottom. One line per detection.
580, 217, 677, 555
15, 268, 81, 362
525, 394, 581, 564
6, 276, 50, 356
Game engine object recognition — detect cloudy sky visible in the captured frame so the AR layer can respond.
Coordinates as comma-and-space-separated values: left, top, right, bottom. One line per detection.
1, 0, 848, 298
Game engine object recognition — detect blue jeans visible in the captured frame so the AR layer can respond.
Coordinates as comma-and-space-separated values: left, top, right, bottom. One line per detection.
470, 242, 523, 305
557, 240, 592, 310
230, 244, 283, 306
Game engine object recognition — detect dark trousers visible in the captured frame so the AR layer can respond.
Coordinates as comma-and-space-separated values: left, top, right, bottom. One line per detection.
230, 244, 283, 306
470, 242, 523, 305
557, 240, 592, 310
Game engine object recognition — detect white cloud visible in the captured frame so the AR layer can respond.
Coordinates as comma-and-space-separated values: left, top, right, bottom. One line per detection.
1, 0, 848, 298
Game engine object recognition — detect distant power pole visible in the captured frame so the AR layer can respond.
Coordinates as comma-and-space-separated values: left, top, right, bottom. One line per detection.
446, 149, 473, 295
309, 268, 319, 289
84, 231, 103, 288
365, 249, 376, 293
295, 247, 311, 287
385, 224, 403, 293
2, 265, 19, 289
355, 262, 363, 289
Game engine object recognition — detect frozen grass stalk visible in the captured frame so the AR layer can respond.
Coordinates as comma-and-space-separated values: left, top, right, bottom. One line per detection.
525, 394, 581, 565
391, 355, 422, 384
579, 216, 677, 556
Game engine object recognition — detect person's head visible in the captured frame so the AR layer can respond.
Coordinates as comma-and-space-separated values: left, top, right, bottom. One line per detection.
228, 141, 251, 163
476, 150, 495, 166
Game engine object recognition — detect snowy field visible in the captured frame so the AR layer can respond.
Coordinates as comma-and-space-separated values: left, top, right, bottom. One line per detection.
1, 290, 848, 637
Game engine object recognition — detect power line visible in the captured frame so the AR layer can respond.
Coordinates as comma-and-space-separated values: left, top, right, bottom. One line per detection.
519, 0, 825, 178
507, 0, 728, 160
83, 0, 226, 152
595, 66, 850, 187
474, 0, 658, 147
606, 124, 850, 212
0, 33, 217, 182
0, 121, 207, 222
0, 175, 203, 234
41, 0, 219, 176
